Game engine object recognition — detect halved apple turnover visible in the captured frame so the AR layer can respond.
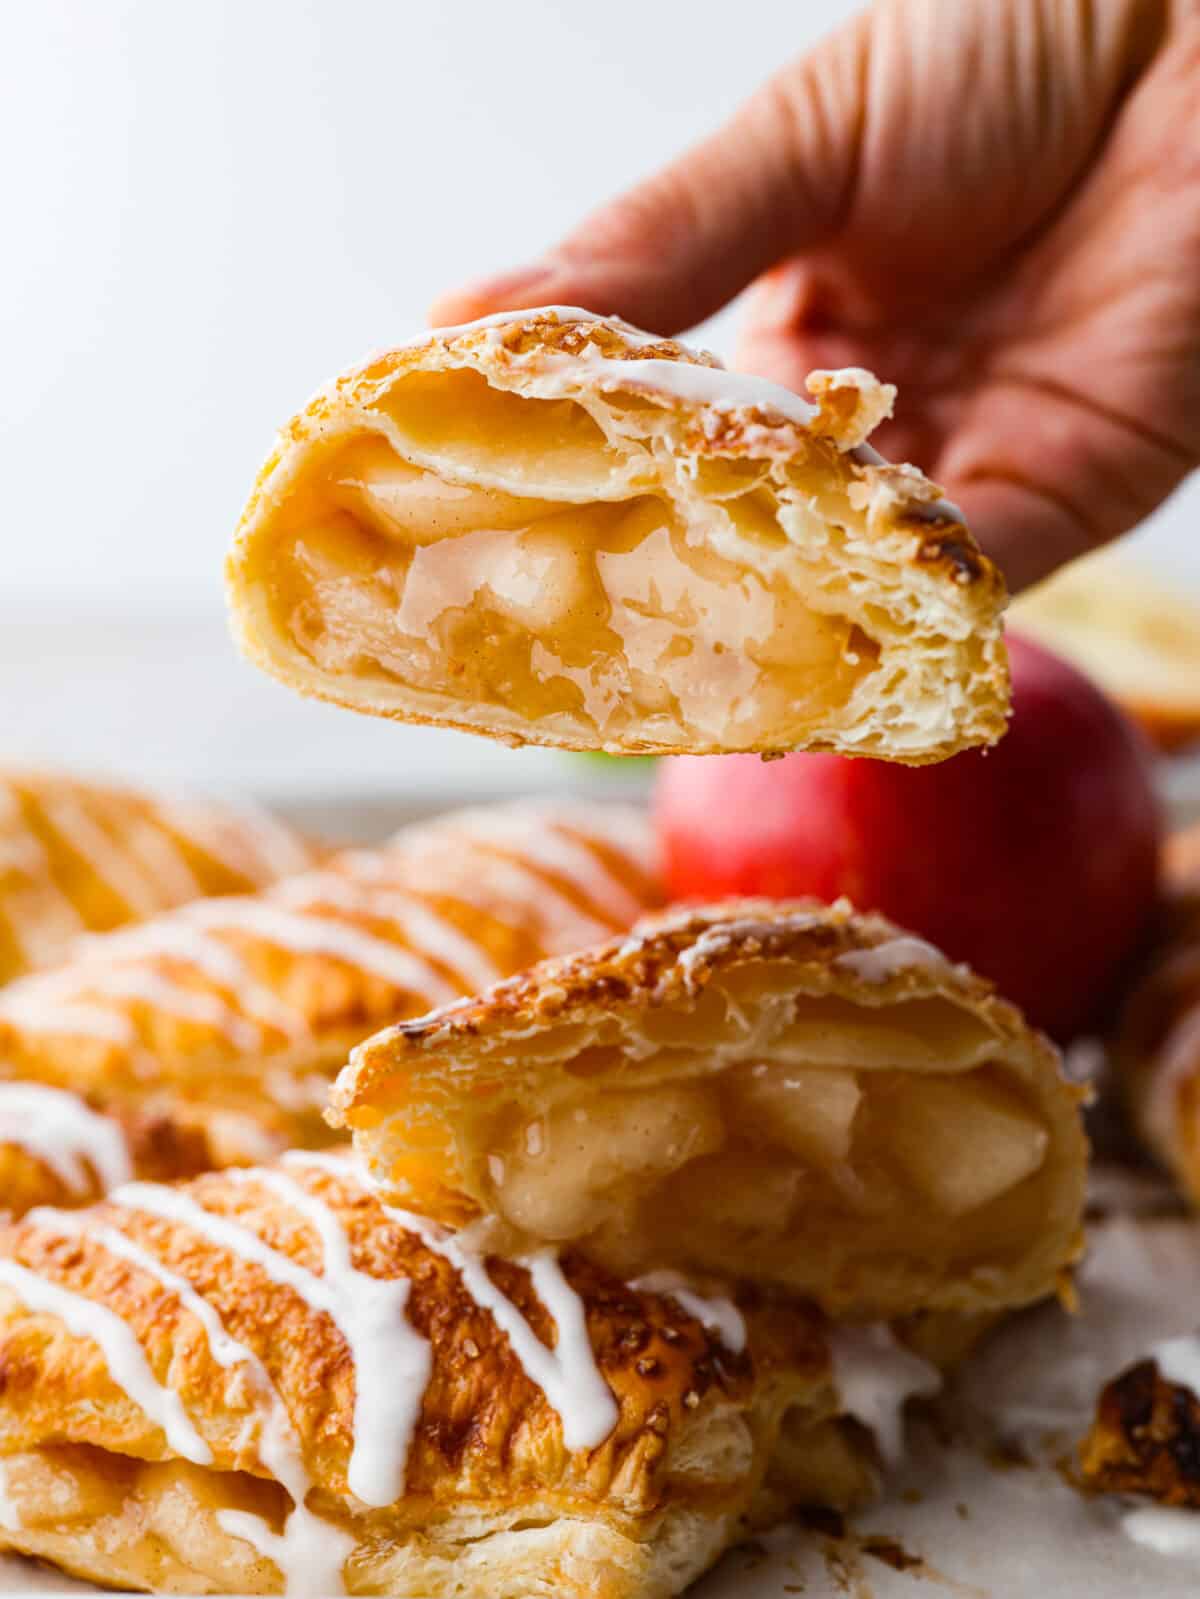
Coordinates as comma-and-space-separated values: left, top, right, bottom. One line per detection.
332, 902, 1087, 1320
227, 308, 1009, 762
0, 769, 316, 985
0, 802, 658, 1216
0, 1153, 941, 1597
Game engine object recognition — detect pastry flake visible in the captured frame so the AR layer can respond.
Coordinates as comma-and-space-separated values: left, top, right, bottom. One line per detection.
227, 308, 1009, 763
0, 770, 317, 985
0, 1154, 894, 1597
0, 802, 659, 1218
330, 901, 1087, 1320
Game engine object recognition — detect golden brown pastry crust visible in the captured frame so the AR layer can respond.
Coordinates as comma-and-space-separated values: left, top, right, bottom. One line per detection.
1078, 1356, 1200, 1507
331, 901, 1087, 1321
227, 308, 1009, 764
0, 770, 316, 985
0, 1157, 861, 1598
0, 802, 659, 1218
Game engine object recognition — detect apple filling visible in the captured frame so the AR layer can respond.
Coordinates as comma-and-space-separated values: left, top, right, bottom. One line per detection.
258, 369, 882, 750
477, 1054, 1051, 1297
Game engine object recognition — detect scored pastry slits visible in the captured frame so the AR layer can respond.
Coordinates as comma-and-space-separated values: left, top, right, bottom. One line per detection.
0, 1154, 942, 1598
0, 801, 659, 1216
227, 307, 1009, 763
0, 769, 317, 985
332, 902, 1087, 1321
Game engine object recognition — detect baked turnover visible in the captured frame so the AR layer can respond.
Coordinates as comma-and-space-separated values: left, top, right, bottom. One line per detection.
0, 770, 315, 985
1114, 823, 1200, 1205
0, 1153, 942, 1597
227, 308, 1009, 763
332, 902, 1087, 1321
0, 802, 658, 1216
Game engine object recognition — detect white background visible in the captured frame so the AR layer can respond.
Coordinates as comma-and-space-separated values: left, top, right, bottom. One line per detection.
2, 0, 1197, 799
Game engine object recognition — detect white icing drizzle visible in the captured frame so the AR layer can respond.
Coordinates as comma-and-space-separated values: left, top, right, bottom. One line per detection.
180, 901, 459, 1004
829, 1324, 942, 1469
117, 816, 203, 906
1123, 1506, 1200, 1559
155, 792, 313, 885
30, 1207, 353, 1596
0, 785, 83, 969
1153, 1333, 1200, 1395
441, 807, 643, 925
576, 354, 819, 428
0, 1084, 132, 1195
0, 982, 135, 1044
627, 1270, 747, 1354
82, 920, 306, 1039
538, 802, 658, 880
0, 959, 258, 1052
410, 305, 655, 349
669, 910, 826, 985
115, 1173, 431, 1509
363, 1180, 619, 1452
835, 936, 947, 985
391, 833, 610, 950
276, 870, 499, 994
40, 795, 163, 918
0, 1258, 211, 1463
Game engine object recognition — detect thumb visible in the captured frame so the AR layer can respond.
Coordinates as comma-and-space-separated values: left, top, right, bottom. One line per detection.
430, 12, 869, 336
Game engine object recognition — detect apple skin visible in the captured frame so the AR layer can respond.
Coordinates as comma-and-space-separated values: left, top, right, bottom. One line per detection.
653, 632, 1163, 1038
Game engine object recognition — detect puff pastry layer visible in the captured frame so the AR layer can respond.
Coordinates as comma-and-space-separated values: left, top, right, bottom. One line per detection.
227, 308, 1009, 763
0, 1155, 916, 1597
0, 802, 658, 1216
332, 902, 1086, 1321
0, 770, 315, 985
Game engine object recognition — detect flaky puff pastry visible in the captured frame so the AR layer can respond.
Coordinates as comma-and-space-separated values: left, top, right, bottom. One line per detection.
227, 308, 1009, 763
0, 1155, 904, 1597
331, 902, 1087, 1322
0, 802, 659, 1217
1114, 823, 1200, 1202
0, 770, 316, 985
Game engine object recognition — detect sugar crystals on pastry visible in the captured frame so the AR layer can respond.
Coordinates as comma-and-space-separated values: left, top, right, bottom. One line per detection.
0, 1152, 945, 1597
227, 308, 1009, 764
331, 901, 1087, 1321
0, 769, 317, 985
0, 801, 659, 1218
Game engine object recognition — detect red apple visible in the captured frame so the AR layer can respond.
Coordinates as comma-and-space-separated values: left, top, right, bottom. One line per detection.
653, 633, 1163, 1037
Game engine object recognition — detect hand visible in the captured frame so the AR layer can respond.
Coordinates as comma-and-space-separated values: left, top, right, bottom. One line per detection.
433, 0, 1200, 590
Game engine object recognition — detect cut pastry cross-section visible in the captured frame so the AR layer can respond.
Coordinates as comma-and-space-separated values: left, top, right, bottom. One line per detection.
0, 770, 317, 985
331, 901, 1087, 1321
0, 801, 659, 1216
0, 1155, 937, 1597
228, 307, 1009, 762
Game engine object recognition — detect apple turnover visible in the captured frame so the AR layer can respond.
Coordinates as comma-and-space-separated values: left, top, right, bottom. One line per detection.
1114, 823, 1200, 1204
227, 308, 1009, 763
0, 1152, 952, 1597
0, 769, 316, 985
0, 802, 658, 1217
331, 902, 1087, 1321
